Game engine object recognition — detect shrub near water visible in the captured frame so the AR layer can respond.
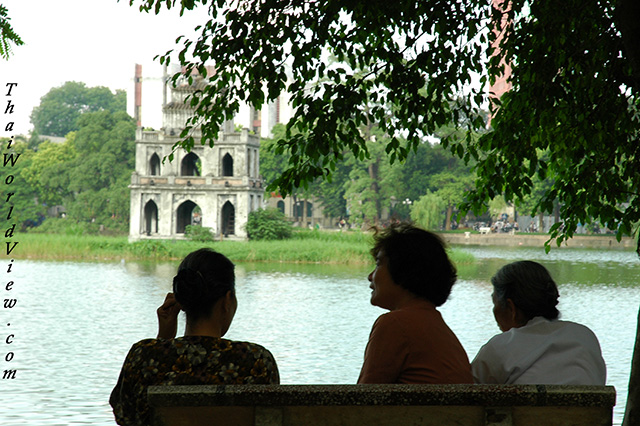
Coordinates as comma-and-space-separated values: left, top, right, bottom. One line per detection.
184, 225, 214, 242
245, 208, 292, 241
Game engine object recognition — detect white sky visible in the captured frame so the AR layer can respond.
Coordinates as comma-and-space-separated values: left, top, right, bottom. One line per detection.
0, 0, 207, 135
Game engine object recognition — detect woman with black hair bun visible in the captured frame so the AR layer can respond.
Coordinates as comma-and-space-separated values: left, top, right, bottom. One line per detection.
472, 260, 606, 385
110, 248, 279, 426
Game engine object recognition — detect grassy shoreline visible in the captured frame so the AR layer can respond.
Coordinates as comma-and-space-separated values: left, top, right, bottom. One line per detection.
11, 230, 475, 265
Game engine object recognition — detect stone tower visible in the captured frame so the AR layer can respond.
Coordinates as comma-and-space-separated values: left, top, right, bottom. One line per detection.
129, 72, 263, 241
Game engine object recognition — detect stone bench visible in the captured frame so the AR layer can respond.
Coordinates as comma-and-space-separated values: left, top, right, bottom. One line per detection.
148, 384, 616, 426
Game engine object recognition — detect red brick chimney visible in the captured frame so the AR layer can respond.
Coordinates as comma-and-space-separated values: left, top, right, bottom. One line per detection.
488, 0, 512, 127
134, 64, 142, 127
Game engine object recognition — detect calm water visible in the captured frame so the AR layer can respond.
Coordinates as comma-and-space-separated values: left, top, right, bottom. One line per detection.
1, 246, 638, 425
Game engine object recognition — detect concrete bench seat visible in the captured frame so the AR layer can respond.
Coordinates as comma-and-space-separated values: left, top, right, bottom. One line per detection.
148, 384, 616, 426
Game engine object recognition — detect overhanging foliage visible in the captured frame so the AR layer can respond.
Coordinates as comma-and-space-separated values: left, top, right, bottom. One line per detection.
129, 0, 489, 192
0, 5, 23, 60
455, 0, 640, 252
128, 0, 640, 253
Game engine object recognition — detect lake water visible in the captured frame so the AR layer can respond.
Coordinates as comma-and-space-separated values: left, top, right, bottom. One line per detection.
1, 245, 638, 425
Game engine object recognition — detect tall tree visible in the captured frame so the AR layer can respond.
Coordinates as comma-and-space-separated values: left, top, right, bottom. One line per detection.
342, 133, 389, 226
432, 171, 474, 230
260, 124, 293, 191
411, 191, 447, 231
307, 159, 350, 220
0, 137, 46, 229
30, 81, 127, 137
21, 138, 76, 207
65, 110, 136, 228
22, 110, 136, 231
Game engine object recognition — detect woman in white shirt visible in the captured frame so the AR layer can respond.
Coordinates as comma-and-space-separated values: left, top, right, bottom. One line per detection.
472, 260, 606, 385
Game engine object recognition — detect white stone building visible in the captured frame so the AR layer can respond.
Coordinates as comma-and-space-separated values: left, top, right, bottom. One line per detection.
129, 73, 263, 241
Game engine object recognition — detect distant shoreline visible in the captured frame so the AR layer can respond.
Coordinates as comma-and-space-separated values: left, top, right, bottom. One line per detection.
14, 231, 636, 264
439, 232, 637, 250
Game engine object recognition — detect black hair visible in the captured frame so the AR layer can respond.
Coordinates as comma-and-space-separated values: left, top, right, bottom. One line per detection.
172, 248, 235, 322
370, 222, 457, 306
491, 260, 560, 321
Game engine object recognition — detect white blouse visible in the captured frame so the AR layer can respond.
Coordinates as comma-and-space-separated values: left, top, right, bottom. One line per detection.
472, 316, 606, 385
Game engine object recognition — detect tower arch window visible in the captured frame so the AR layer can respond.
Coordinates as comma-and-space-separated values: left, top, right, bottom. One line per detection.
277, 200, 285, 214
222, 153, 234, 177
253, 148, 258, 178
149, 153, 161, 176
221, 201, 235, 236
176, 200, 200, 233
181, 152, 201, 176
143, 200, 158, 235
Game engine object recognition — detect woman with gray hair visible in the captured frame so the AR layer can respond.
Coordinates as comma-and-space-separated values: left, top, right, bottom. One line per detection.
472, 260, 606, 385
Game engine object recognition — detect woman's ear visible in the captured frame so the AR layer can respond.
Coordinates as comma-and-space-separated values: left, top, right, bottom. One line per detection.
506, 298, 526, 328
222, 290, 235, 312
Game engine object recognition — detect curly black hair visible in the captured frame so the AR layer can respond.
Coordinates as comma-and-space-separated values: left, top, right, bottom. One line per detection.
370, 223, 457, 306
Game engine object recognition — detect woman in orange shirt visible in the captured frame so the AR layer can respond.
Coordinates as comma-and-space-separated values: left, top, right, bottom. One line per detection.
358, 223, 473, 384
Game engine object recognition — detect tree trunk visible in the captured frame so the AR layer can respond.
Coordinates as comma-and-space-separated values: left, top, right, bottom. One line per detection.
368, 161, 381, 224
538, 212, 544, 232
445, 205, 453, 230
623, 305, 640, 425
622, 237, 640, 425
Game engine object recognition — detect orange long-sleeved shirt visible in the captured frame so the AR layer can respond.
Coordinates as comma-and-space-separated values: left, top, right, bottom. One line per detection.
358, 299, 473, 384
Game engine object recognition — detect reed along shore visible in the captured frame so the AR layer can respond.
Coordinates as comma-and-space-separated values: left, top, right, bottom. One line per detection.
14, 230, 475, 265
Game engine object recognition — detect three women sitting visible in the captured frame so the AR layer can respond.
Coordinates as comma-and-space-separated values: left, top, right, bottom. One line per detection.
111, 225, 606, 425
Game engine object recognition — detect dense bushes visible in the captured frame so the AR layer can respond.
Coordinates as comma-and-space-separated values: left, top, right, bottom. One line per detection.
245, 208, 292, 241
184, 225, 215, 242
30, 217, 127, 235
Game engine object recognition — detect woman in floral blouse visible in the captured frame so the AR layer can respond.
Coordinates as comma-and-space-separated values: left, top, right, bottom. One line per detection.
110, 248, 279, 426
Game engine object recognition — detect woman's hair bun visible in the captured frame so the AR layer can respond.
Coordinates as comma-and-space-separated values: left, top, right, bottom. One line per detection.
172, 248, 236, 321
173, 268, 210, 313
491, 260, 560, 321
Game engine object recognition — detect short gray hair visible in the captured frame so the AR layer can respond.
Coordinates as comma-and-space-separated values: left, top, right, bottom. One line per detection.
491, 260, 560, 321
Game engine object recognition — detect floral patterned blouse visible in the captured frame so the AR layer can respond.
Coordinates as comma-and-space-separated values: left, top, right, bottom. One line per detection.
109, 336, 279, 426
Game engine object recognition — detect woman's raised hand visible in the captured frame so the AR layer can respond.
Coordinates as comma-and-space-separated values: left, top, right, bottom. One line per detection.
156, 292, 182, 339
